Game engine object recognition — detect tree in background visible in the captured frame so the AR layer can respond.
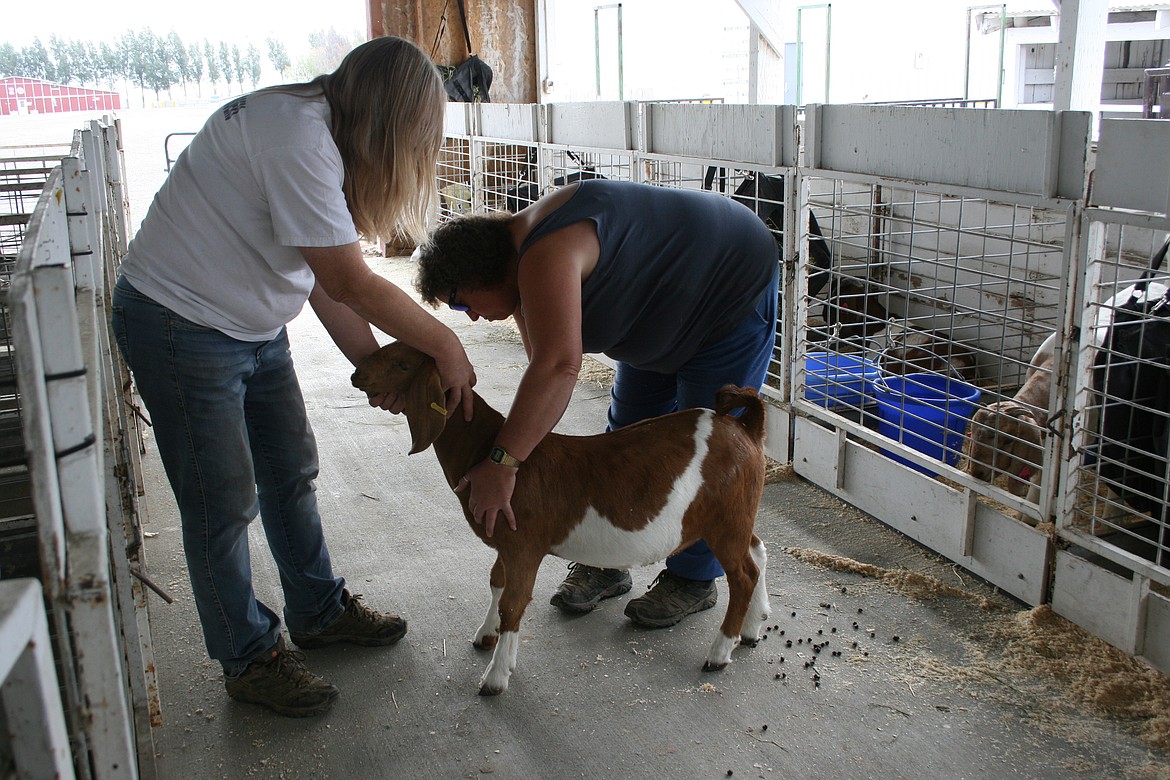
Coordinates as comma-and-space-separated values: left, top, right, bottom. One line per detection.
19, 38, 54, 81
218, 41, 233, 95
245, 44, 262, 89
48, 35, 71, 84
144, 30, 176, 102
266, 37, 290, 81
123, 30, 150, 107
98, 41, 121, 91
72, 40, 97, 86
292, 28, 359, 81
0, 27, 367, 104
0, 44, 18, 77
204, 40, 220, 95
189, 42, 204, 98
232, 43, 244, 93
168, 31, 190, 97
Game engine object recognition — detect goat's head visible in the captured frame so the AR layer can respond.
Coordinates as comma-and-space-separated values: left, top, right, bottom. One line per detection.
351, 342, 446, 454
965, 401, 1044, 495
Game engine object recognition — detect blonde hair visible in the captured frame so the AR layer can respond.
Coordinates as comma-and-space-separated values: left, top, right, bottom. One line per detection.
264, 37, 445, 246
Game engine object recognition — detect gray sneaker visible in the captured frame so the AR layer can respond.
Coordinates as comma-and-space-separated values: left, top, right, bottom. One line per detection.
624, 569, 717, 628
225, 636, 339, 717
291, 589, 407, 649
550, 564, 633, 613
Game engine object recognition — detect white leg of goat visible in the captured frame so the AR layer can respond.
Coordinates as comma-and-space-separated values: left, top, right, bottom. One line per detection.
474, 586, 502, 648
475, 556, 508, 648
705, 539, 770, 670
479, 631, 519, 695
742, 539, 771, 643
705, 632, 740, 670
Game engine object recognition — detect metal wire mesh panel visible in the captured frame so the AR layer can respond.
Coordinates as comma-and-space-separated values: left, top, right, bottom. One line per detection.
1069, 225, 1170, 572
545, 147, 632, 194
640, 158, 788, 397
799, 176, 1066, 497
0, 146, 63, 566
1, 145, 67, 262
474, 141, 538, 214
438, 136, 472, 221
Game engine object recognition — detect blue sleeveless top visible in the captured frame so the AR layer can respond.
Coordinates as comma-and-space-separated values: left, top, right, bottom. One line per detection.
518, 180, 777, 373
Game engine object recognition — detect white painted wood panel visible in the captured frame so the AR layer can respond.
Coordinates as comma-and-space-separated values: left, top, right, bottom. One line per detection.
444, 102, 472, 136
475, 103, 541, 142
1052, 551, 1170, 675
645, 103, 797, 167
547, 101, 637, 150
1092, 118, 1170, 218
805, 104, 1090, 200
793, 417, 1049, 605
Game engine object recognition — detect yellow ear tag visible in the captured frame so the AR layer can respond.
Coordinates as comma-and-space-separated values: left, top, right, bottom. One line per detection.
430, 402, 448, 416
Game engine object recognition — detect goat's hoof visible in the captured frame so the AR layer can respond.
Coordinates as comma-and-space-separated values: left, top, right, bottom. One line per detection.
473, 636, 498, 650
478, 683, 506, 696
740, 637, 760, 648
701, 660, 729, 672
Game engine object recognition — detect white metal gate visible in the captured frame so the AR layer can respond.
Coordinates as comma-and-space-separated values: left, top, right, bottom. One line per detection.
2, 119, 157, 779
1052, 117, 1170, 675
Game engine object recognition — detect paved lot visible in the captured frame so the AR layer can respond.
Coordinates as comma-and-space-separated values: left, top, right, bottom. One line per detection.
4, 106, 1168, 780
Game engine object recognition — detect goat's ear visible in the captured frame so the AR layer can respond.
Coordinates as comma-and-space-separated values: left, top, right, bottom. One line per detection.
405, 365, 447, 455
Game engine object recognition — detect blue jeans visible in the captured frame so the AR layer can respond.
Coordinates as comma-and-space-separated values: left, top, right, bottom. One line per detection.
112, 278, 345, 676
607, 265, 779, 581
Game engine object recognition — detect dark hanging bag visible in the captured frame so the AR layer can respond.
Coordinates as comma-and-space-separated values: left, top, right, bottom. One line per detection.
434, 0, 493, 102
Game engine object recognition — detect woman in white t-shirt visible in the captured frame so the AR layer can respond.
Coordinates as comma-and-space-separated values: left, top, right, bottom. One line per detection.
112, 36, 475, 718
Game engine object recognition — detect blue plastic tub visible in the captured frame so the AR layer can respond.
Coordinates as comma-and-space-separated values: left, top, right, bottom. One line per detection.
804, 352, 882, 409
873, 373, 981, 475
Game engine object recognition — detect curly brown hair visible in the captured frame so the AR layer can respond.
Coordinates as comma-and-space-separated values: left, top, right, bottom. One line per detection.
414, 213, 517, 306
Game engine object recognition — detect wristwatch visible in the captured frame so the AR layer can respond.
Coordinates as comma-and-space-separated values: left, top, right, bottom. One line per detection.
488, 445, 522, 468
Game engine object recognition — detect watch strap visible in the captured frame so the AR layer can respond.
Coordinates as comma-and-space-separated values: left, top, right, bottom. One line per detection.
489, 445, 522, 467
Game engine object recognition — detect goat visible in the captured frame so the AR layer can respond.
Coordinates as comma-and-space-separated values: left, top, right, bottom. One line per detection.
879, 326, 979, 383
819, 278, 889, 342
966, 332, 1055, 503
351, 341, 772, 696
966, 278, 1170, 510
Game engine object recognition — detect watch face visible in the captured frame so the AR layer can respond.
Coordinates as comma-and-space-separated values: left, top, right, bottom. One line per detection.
490, 446, 517, 466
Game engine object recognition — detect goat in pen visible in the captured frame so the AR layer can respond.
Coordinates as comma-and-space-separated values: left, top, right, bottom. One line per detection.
351, 341, 772, 696
965, 333, 1055, 506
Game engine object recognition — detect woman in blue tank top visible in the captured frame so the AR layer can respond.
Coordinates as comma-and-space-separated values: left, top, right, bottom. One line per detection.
416, 179, 779, 627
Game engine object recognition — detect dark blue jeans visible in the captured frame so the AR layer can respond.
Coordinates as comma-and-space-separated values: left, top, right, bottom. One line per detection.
606, 265, 779, 581
112, 278, 345, 676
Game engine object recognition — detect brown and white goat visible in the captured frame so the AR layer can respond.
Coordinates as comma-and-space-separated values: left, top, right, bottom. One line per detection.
351, 341, 772, 696
966, 332, 1054, 503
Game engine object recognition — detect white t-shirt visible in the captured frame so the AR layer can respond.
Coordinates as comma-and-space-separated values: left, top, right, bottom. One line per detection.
121, 91, 359, 341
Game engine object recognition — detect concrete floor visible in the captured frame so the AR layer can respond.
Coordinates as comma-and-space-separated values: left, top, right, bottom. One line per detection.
4, 107, 1168, 780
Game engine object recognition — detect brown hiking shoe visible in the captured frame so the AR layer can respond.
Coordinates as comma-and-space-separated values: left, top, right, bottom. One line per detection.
624, 569, 717, 628
290, 589, 407, 649
225, 636, 339, 717
549, 563, 633, 613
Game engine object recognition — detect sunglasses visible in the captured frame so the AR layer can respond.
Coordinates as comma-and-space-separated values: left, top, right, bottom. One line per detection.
448, 287, 469, 312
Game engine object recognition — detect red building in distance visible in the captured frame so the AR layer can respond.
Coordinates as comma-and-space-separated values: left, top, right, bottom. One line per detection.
1, 77, 121, 116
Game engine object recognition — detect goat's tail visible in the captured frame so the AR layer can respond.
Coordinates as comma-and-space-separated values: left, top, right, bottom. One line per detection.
715, 385, 766, 443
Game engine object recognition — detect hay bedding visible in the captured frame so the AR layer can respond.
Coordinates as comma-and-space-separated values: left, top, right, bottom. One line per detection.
787, 546, 1170, 763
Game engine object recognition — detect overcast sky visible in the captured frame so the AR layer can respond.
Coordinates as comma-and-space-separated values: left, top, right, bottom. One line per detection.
4, 0, 369, 56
